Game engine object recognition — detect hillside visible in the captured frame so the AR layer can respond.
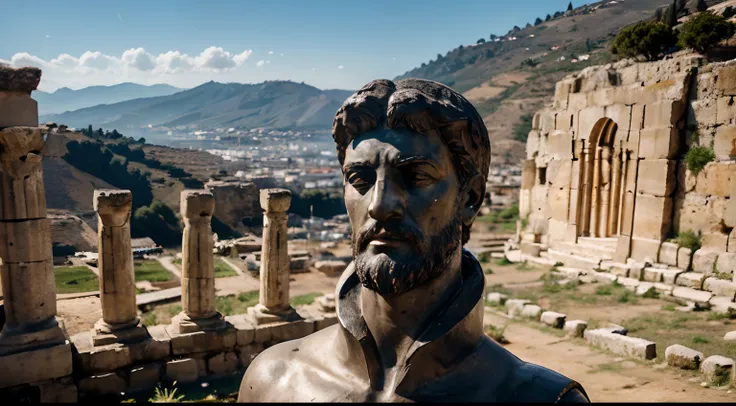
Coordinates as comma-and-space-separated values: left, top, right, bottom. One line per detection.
34, 82, 182, 115
394, 0, 720, 166
41, 80, 354, 132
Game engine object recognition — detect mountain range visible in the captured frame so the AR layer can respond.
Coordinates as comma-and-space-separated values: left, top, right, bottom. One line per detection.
34, 82, 182, 115
41, 81, 354, 131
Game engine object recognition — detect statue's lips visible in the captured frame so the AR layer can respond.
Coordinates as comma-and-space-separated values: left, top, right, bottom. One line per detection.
366, 232, 406, 248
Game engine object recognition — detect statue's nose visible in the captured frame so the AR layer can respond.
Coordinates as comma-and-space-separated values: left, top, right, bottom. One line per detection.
368, 177, 404, 223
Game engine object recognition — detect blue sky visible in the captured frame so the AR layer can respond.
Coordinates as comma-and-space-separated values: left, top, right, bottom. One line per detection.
1, 0, 575, 91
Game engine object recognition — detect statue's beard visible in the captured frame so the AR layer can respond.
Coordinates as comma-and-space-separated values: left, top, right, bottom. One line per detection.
352, 212, 462, 295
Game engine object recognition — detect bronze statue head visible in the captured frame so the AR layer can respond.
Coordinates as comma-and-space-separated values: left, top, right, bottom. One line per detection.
332, 79, 490, 294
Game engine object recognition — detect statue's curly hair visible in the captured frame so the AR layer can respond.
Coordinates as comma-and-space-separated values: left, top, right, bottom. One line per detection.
332, 78, 491, 244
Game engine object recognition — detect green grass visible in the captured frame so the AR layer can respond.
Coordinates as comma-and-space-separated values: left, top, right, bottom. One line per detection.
134, 260, 174, 282
54, 266, 99, 294
485, 324, 509, 344
141, 311, 158, 326
483, 267, 494, 275
676, 230, 702, 252
685, 146, 715, 175
168, 304, 183, 317
641, 287, 660, 299
516, 262, 534, 271
617, 290, 636, 304
214, 257, 238, 278
215, 290, 260, 316
692, 335, 710, 344
496, 257, 513, 266
595, 285, 614, 296
661, 304, 676, 311
174, 257, 237, 278
291, 292, 321, 306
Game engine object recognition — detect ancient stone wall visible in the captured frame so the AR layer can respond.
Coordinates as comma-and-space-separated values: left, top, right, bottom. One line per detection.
205, 180, 262, 231
521, 53, 735, 267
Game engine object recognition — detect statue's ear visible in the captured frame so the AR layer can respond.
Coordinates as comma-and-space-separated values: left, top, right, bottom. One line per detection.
461, 174, 484, 227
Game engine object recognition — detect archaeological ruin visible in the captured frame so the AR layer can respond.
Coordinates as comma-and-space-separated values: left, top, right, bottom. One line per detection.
513, 53, 736, 309
0, 66, 337, 401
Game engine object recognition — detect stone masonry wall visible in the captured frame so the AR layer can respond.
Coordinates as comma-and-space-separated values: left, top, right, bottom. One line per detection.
520, 53, 735, 267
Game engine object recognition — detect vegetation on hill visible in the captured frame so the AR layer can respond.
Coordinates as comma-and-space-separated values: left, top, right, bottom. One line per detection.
678, 11, 736, 53
611, 21, 678, 60
131, 201, 183, 248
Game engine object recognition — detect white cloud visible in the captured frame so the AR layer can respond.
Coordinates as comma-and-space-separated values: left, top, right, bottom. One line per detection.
256, 60, 265, 67
5, 46, 261, 91
268, 50, 274, 55
337, 65, 344, 70
280, 53, 284, 57
121, 47, 155, 71
45, 34, 50, 38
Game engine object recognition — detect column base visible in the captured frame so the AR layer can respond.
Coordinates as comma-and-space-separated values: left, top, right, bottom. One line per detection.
168, 311, 226, 334
91, 318, 149, 347
0, 317, 67, 356
247, 303, 303, 326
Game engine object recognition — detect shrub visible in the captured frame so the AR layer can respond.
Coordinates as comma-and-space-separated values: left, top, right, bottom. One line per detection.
677, 230, 702, 251
678, 12, 736, 53
685, 146, 715, 174
641, 287, 660, 299
485, 324, 509, 344
611, 21, 677, 60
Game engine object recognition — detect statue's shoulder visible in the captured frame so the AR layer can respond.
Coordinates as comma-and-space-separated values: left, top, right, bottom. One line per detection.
505, 361, 590, 403
237, 323, 343, 402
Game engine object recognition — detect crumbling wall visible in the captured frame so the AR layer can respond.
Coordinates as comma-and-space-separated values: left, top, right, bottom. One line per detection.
205, 181, 262, 231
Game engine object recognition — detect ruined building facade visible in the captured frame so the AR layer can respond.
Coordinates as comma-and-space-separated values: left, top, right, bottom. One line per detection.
519, 54, 735, 275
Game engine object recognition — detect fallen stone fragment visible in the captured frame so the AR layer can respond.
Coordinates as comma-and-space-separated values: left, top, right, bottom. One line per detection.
701, 355, 734, 386
486, 292, 509, 305
563, 320, 587, 338
505, 299, 531, 316
540, 311, 566, 328
520, 304, 543, 320
665, 344, 703, 370
583, 328, 656, 360
723, 331, 736, 341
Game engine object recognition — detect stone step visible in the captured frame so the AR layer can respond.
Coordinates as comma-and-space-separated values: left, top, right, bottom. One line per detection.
522, 254, 558, 267
584, 328, 656, 360
549, 241, 615, 262
675, 272, 707, 289
577, 236, 619, 251
547, 249, 602, 270
671, 287, 713, 307
641, 267, 684, 284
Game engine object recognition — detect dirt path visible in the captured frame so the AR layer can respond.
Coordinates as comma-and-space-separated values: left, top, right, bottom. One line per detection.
156, 256, 182, 279
483, 310, 734, 401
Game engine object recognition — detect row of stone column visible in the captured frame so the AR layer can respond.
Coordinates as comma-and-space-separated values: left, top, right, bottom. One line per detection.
0, 127, 297, 352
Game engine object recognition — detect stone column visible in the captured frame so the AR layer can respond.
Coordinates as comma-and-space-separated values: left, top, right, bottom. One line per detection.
169, 190, 224, 334
0, 127, 66, 355
92, 189, 148, 346
248, 188, 300, 325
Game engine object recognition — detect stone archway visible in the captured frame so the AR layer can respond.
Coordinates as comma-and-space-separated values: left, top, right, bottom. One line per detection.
578, 118, 628, 238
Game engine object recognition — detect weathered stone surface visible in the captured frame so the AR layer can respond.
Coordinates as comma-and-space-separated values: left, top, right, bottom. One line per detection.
169, 326, 237, 355
540, 311, 566, 328
637, 160, 676, 197
584, 328, 656, 360
37, 376, 78, 403
618, 277, 640, 291
591, 271, 618, 284
165, 358, 199, 383
486, 292, 509, 305
665, 344, 703, 370
632, 196, 672, 240
505, 299, 532, 317
225, 315, 255, 346
723, 331, 736, 341
0, 66, 42, 92
716, 253, 736, 273
701, 355, 734, 386
653, 282, 674, 296
251, 321, 274, 344
675, 272, 706, 289
563, 320, 587, 337
0, 341, 73, 388
520, 304, 543, 320
0, 92, 38, 128
314, 260, 347, 276
658, 242, 679, 267
692, 249, 719, 274
128, 362, 162, 391
238, 343, 264, 368
660, 268, 683, 285
672, 286, 713, 306
641, 267, 665, 283
269, 319, 315, 343
207, 351, 240, 375
703, 278, 736, 299
639, 126, 679, 159
78, 372, 126, 396
635, 282, 656, 296
710, 296, 736, 315
678, 247, 693, 270
714, 126, 736, 160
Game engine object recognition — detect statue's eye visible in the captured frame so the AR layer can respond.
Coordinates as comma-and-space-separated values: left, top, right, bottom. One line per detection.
403, 167, 438, 188
346, 168, 375, 194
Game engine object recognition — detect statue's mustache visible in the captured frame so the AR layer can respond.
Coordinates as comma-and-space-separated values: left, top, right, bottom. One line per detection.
355, 220, 423, 252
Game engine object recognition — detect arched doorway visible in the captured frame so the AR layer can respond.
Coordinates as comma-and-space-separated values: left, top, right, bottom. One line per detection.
577, 118, 628, 238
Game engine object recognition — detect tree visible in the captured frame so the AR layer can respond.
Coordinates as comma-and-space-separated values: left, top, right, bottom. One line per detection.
525, 22, 532, 28
696, 0, 708, 12
678, 11, 736, 53
477, 38, 486, 44
586, 38, 593, 52
137, 137, 146, 144
535, 17, 543, 25
490, 34, 498, 40
94, 128, 104, 138
86, 125, 93, 136
676, 0, 687, 11
513, 25, 521, 31
567, 2, 573, 12
655, 7, 664, 21
554, 11, 563, 18
546, 14, 552, 21
724, 6, 736, 20
611, 21, 678, 60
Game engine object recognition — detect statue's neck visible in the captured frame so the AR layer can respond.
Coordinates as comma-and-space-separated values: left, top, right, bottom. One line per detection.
359, 249, 463, 378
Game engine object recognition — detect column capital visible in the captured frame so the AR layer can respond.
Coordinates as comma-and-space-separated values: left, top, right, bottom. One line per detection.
0, 66, 42, 93
260, 188, 291, 213
180, 189, 215, 221
94, 189, 132, 227
0, 127, 46, 179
